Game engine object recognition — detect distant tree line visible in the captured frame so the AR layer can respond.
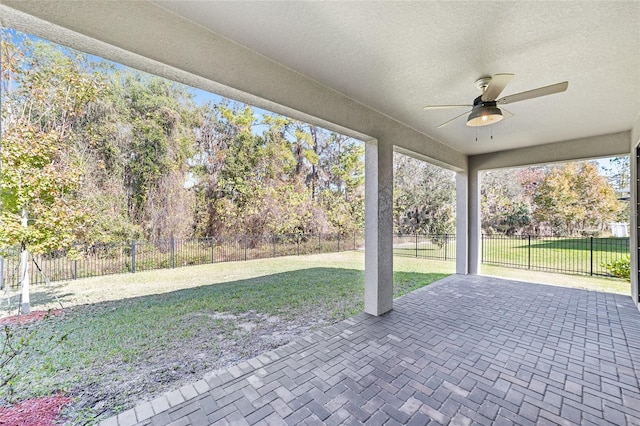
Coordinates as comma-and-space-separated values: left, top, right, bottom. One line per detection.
0, 30, 628, 255
0, 30, 364, 253
481, 161, 628, 236
393, 155, 628, 238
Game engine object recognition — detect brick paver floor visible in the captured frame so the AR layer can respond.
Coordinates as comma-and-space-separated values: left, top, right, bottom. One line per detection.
100, 275, 640, 425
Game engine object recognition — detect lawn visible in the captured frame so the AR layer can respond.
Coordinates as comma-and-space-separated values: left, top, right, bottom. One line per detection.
0, 252, 452, 424
393, 234, 455, 261
481, 235, 629, 276
0, 250, 628, 425
393, 234, 629, 277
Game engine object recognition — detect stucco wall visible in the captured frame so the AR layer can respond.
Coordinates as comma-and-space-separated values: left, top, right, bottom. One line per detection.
630, 114, 640, 307
468, 132, 631, 172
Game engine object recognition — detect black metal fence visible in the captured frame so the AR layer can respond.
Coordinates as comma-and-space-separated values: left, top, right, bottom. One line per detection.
393, 233, 456, 261
0, 232, 364, 289
481, 234, 629, 277
2, 232, 630, 288
394, 233, 629, 278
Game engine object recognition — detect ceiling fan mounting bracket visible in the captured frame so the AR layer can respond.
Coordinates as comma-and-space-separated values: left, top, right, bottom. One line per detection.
474, 77, 492, 92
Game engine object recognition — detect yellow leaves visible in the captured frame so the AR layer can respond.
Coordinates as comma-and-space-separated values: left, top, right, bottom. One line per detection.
218, 105, 256, 135
534, 161, 624, 232
303, 149, 319, 166
1, 122, 86, 250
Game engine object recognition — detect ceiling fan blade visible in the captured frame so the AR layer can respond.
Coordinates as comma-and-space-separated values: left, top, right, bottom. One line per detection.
498, 81, 569, 105
500, 107, 514, 118
481, 73, 515, 101
437, 110, 471, 128
424, 104, 472, 110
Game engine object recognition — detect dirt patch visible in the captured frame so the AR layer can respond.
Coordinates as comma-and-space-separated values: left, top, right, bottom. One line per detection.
0, 309, 64, 326
59, 309, 331, 423
0, 395, 71, 426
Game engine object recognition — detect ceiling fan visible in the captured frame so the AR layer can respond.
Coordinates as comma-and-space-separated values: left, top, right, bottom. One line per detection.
424, 74, 568, 128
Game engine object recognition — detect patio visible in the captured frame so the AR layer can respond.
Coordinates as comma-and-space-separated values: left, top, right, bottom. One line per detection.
2, 2, 639, 424
101, 275, 640, 425
3, 1, 638, 317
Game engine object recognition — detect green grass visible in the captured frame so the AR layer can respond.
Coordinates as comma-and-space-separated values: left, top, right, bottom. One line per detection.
1, 249, 629, 424
481, 236, 629, 276
1, 252, 451, 423
1, 252, 452, 316
393, 235, 629, 277
393, 235, 454, 260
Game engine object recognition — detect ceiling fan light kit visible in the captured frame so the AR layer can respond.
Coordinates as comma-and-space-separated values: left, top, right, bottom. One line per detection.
424, 74, 568, 129
466, 104, 503, 127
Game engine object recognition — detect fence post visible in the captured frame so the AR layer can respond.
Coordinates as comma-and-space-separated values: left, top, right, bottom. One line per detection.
273, 235, 277, 257
170, 238, 175, 269
318, 234, 322, 253
590, 236, 594, 276
297, 235, 301, 256
73, 259, 78, 279
338, 233, 340, 252
528, 235, 531, 270
211, 238, 215, 263
415, 233, 418, 257
353, 230, 356, 250
444, 234, 448, 261
0, 257, 4, 290
131, 240, 136, 273
244, 235, 248, 261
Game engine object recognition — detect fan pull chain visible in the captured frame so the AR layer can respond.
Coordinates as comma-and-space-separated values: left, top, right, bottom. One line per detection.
475, 127, 478, 142
491, 127, 493, 140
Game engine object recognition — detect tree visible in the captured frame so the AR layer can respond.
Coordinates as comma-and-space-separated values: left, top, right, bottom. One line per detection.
73, 68, 200, 241
208, 106, 320, 238
480, 168, 547, 235
534, 162, 624, 235
1, 32, 101, 312
602, 156, 630, 223
393, 154, 456, 237
319, 137, 364, 235
602, 156, 630, 194
0, 127, 88, 253
3, 28, 369, 259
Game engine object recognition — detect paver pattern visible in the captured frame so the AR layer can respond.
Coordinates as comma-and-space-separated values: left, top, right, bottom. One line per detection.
100, 275, 640, 425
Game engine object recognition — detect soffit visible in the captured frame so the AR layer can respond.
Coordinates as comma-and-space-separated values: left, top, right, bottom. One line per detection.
153, 1, 640, 155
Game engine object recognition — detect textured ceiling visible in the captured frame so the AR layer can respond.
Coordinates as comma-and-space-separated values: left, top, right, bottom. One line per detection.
154, 1, 639, 155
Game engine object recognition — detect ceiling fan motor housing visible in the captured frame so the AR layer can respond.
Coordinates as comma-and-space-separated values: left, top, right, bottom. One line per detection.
467, 96, 503, 127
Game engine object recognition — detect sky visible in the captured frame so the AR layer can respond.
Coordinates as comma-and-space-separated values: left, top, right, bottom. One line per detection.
3, 27, 278, 137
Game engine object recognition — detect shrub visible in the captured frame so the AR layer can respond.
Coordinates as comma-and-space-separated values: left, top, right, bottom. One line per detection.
602, 256, 631, 281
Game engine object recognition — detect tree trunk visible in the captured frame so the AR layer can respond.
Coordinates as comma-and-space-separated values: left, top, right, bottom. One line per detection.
20, 209, 30, 314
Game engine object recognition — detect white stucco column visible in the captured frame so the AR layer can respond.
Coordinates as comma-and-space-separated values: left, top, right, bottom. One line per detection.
455, 172, 468, 274
468, 167, 481, 275
364, 139, 394, 316
631, 147, 638, 307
